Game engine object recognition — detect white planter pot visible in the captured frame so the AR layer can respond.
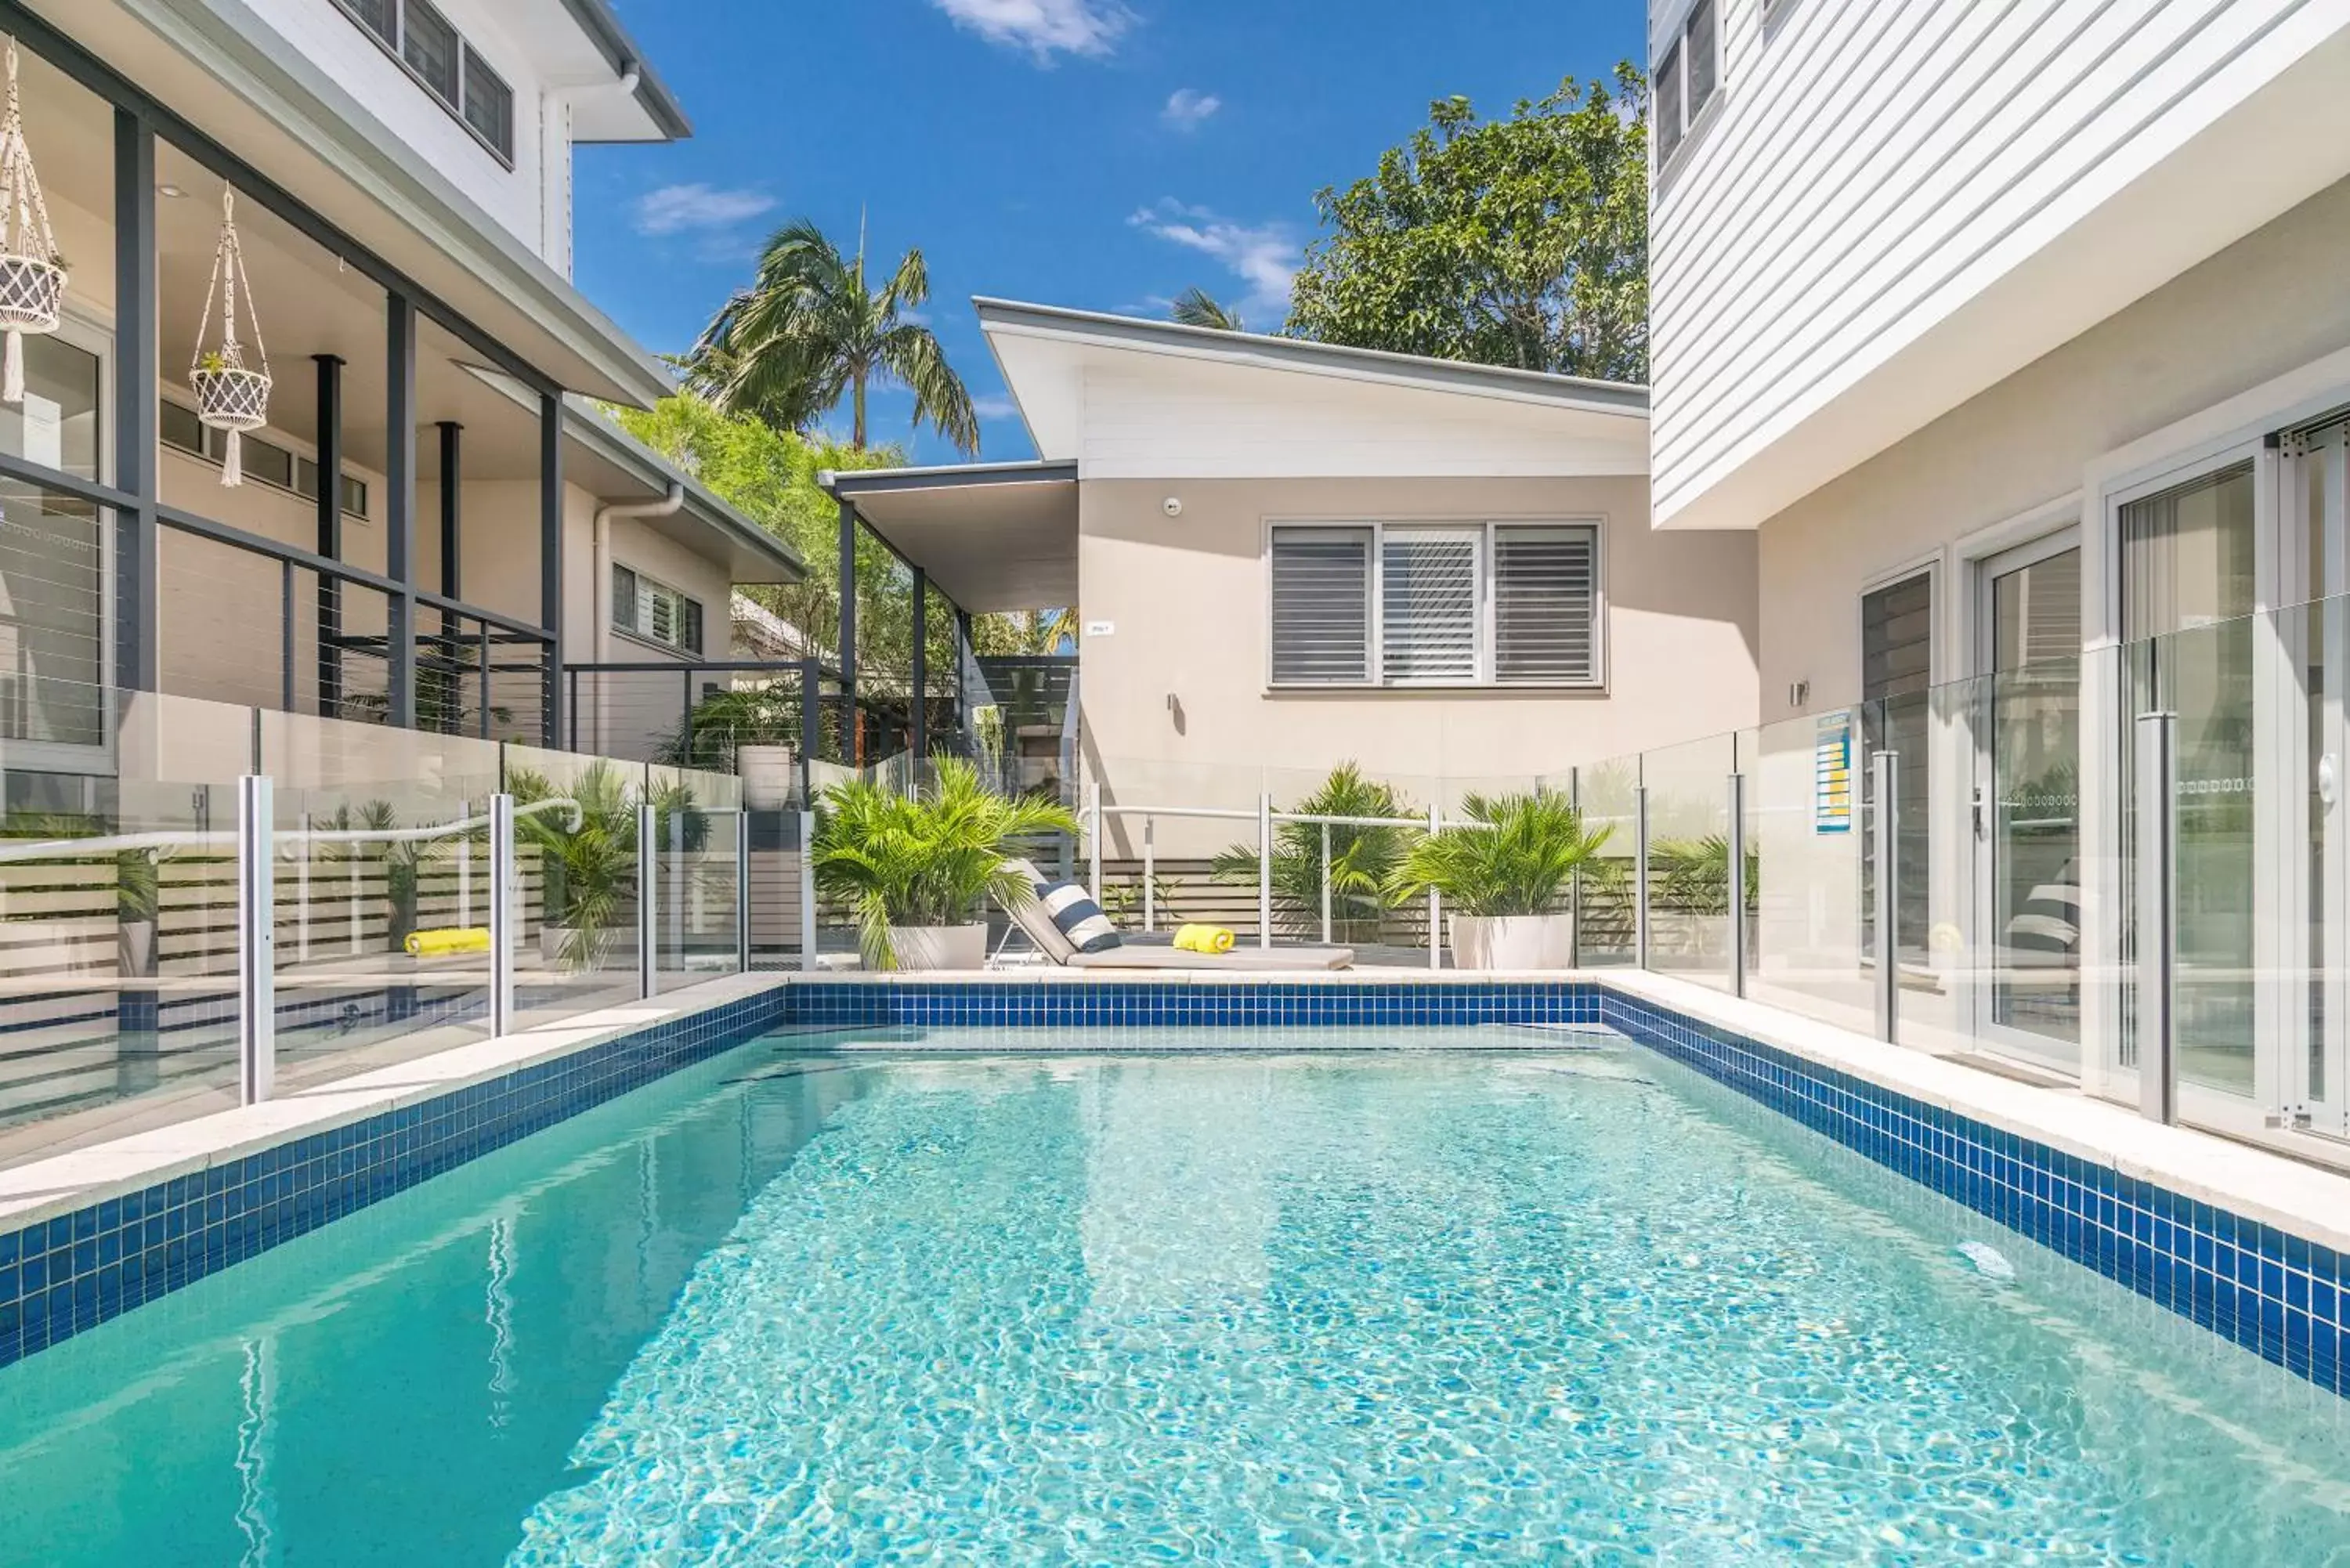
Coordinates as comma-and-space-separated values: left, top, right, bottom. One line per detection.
737, 744, 797, 811
1448, 912, 1575, 972
888, 923, 987, 971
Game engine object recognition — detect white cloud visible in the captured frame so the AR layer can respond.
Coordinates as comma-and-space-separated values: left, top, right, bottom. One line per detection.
1160, 88, 1221, 131
634, 183, 776, 237
972, 393, 1022, 420
929, 0, 1133, 61
1127, 199, 1300, 323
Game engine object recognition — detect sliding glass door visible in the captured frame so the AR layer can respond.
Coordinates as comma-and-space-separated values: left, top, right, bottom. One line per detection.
1976, 537, 2081, 1068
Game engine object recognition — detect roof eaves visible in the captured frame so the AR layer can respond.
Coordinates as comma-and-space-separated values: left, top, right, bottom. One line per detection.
554, 0, 693, 139
816, 460, 1080, 498
973, 297, 1650, 417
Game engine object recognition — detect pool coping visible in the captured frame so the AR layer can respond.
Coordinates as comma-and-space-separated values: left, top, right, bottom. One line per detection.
0, 972, 790, 1237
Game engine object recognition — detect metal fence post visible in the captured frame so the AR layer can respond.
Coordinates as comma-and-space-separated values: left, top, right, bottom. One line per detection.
1258, 791, 1274, 952
490, 792, 515, 1036
2135, 710, 2178, 1124
1142, 815, 1156, 934
735, 808, 752, 974
1087, 779, 1103, 902
1727, 771, 1748, 999
1871, 748, 1900, 1043
1634, 784, 1651, 970
237, 774, 275, 1105
799, 809, 819, 974
1567, 768, 1582, 970
1427, 802, 1443, 970
637, 800, 657, 1000
1320, 819, 1333, 948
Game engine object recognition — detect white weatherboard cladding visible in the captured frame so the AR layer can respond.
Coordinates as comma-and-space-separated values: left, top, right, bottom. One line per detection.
1076, 360, 1647, 479
1650, 0, 2350, 528
237, 0, 548, 259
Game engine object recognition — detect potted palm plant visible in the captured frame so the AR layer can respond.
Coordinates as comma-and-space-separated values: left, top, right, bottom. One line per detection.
812, 757, 1080, 970
1386, 789, 1611, 970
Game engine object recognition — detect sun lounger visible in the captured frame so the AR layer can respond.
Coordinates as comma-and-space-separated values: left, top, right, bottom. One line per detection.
997, 859, 1354, 970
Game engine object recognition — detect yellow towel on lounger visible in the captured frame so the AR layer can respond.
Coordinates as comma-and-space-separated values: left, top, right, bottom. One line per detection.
1173, 923, 1235, 955
403, 927, 490, 958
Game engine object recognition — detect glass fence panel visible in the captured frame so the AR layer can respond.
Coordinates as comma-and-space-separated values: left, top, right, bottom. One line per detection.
501, 742, 645, 1028
259, 712, 501, 1088
649, 762, 743, 986
1088, 757, 1269, 944
1262, 761, 1441, 960
1641, 732, 1737, 990
1573, 755, 1640, 966
0, 684, 253, 1171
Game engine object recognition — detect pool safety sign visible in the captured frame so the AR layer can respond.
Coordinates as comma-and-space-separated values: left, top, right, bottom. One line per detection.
1814, 713, 1853, 834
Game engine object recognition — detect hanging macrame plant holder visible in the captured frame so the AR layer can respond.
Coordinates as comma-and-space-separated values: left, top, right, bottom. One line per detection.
0, 38, 67, 406
190, 187, 270, 486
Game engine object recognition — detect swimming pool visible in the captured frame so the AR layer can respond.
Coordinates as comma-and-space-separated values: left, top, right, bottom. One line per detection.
2, 1024, 2346, 1564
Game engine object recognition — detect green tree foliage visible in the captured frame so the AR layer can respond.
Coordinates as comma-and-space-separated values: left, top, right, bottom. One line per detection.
1285, 67, 1649, 382
1171, 287, 1246, 333
684, 218, 980, 456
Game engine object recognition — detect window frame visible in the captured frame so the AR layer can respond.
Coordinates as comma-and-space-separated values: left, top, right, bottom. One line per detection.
331, 0, 518, 170
610, 563, 707, 658
1265, 517, 1606, 693
159, 396, 371, 521
1650, 0, 1722, 179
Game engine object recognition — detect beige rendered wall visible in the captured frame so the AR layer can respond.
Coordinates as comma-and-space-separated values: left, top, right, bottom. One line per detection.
1076, 475, 1758, 854
1751, 170, 2350, 722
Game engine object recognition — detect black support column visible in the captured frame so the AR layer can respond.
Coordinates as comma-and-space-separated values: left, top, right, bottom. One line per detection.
111, 109, 157, 693
436, 420, 461, 729
910, 566, 927, 762
954, 605, 974, 739
837, 497, 858, 764
540, 391, 564, 746
313, 354, 345, 714
384, 295, 417, 729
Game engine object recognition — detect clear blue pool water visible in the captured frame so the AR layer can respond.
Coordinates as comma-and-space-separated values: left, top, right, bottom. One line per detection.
2, 1024, 2348, 1565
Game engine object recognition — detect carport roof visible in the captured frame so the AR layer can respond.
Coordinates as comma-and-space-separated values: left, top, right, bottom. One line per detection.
818, 462, 1079, 613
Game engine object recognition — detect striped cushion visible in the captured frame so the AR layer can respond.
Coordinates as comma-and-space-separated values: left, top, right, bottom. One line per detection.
1038, 882, 1121, 954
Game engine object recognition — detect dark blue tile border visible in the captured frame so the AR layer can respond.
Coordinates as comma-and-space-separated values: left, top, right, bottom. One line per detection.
0, 985, 790, 1370
1596, 989, 2348, 1399
4, 975, 2343, 1403
780, 978, 1603, 1029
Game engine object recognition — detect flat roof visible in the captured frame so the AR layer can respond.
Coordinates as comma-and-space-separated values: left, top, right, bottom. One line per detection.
819, 464, 1078, 612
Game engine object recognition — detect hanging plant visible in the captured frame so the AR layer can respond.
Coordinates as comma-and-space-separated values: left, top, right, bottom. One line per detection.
0, 37, 67, 406
189, 186, 270, 486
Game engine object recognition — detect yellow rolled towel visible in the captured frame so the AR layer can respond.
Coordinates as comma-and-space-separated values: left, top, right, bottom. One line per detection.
1173, 923, 1235, 955
404, 927, 490, 958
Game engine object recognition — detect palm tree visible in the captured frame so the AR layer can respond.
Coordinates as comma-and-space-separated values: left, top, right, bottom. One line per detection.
686, 217, 980, 455
1172, 287, 1246, 332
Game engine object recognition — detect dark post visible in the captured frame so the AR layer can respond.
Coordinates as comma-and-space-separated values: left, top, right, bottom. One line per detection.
540, 391, 565, 746
112, 110, 158, 695
384, 295, 417, 728
798, 657, 821, 805
954, 605, 974, 739
438, 420, 461, 731
112, 112, 161, 1089
910, 566, 927, 762
313, 354, 344, 713
837, 497, 858, 764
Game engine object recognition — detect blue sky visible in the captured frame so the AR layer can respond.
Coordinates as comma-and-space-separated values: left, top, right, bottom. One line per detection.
582, 0, 1642, 464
